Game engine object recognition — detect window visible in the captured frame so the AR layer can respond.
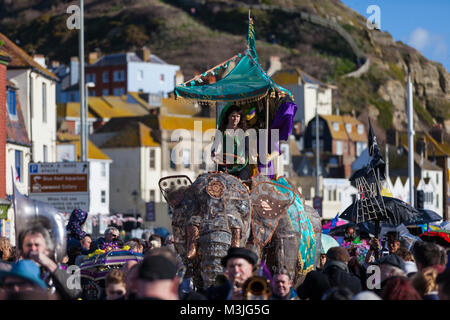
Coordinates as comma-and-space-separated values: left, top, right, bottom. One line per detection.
345, 123, 352, 133
436, 174, 439, 185
43, 145, 48, 162
149, 149, 156, 169
7, 90, 16, 116
333, 122, 339, 132
86, 73, 96, 83
113, 70, 125, 82
357, 124, 364, 134
436, 194, 439, 208
15, 150, 22, 182
356, 142, 366, 157
149, 190, 155, 202
101, 163, 106, 177
336, 141, 343, 155
102, 71, 109, 83
101, 190, 106, 204
137, 70, 144, 81
42, 82, 47, 122
160, 74, 165, 82
113, 87, 125, 96
102, 89, 109, 96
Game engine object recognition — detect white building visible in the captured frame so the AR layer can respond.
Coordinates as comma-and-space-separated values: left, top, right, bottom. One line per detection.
321, 178, 358, 220
271, 68, 334, 132
56, 135, 112, 236
0, 34, 59, 163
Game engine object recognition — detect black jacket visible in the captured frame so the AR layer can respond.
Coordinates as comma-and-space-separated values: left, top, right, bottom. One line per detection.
204, 281, 233, 300
322, 260, 362, 295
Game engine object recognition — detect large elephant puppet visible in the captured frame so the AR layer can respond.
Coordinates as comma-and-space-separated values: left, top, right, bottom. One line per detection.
161, 172, 321, 291
246, 174, 322, 288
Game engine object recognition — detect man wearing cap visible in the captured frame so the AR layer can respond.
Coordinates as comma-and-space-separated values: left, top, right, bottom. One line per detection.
204, 247, 258, 300
0, 260, 49, 297
135, 255, 180, 300
372, 254, 407, 296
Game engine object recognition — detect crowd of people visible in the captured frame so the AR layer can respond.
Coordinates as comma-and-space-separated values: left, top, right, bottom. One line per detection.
0, 208, 449, 301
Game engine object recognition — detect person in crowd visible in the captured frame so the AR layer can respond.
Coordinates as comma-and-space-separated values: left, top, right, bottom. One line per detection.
80, 234, 93, 254
380, 276, 422, 300
385, 231, 401, 255
0, 237, 14, 262
373, 254, 406, 295
396, 246, 418, 277
321, 246, 362, 295
412, 241, 444, 273
204, 247, 258, 300
436, 268, 450, 300
67, 246, 82, 266
296, 270, 331, 300
105, 269, 127, 300
270, 268, 299, 300
352, 290, 381, 300
318, 253, 327, 270
347, 247, 368, 290
123, 262, 140, 300
18, 224, 82, 300
125, 238, 144, 254
135, 255, 180, 300
412, 265, 440, 300
66, 209, 88, 250
321, 287, 354, 300
344, 226, 357, 243
95, 227, 122, 250
148, 234, 162, 249
0, 260, 48, 296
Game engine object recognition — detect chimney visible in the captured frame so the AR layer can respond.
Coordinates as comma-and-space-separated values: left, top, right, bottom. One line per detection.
33, 54, 46, 68
175, 70, 184, 86
69, 57, 79, 86
136, 46, 151, 62
88, 52, 100, 65
266, 56, 282, 76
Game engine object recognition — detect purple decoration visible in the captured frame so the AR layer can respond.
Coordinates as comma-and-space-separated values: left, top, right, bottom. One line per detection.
258, 101, 298, 178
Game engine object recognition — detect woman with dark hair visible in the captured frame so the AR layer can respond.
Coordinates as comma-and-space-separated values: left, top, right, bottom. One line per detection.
381, 276, 422, 300
211, 105, 251, 181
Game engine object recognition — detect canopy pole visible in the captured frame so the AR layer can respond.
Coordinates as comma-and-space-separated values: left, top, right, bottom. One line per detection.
266, 96, 269, 175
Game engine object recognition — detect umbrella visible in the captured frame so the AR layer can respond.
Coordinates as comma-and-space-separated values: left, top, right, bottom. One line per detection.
340, 196, 421, 227
405, 209, 442, 225
320, 234, 340, 254
419, 230, 450, 247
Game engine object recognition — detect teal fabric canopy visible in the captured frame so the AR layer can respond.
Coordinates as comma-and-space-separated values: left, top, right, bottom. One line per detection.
174, 51, 291, 103
174, 14, 292, 104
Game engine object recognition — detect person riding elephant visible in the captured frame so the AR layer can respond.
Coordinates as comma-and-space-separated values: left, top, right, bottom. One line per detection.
211, 105, 251, 181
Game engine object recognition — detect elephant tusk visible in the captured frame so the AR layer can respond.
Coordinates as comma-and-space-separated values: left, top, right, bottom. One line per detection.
186, 225, 200, 259
231, 228, 241, 247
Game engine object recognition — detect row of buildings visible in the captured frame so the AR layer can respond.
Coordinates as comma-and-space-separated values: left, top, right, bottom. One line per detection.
0, 31, 449, 241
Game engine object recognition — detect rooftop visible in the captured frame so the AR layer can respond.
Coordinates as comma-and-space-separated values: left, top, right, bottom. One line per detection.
0, 32, 58, 81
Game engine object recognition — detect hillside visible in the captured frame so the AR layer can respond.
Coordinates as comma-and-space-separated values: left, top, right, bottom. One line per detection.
1, 0, 449, 141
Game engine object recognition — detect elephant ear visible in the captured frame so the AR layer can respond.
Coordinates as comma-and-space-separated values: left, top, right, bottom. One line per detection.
250, 174, 295, 248
159, 175, 192, 209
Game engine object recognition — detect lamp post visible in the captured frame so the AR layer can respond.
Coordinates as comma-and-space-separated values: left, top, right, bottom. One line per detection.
131, 190, 139, 230
84, 82, 95, 159
79, 0, 86, 162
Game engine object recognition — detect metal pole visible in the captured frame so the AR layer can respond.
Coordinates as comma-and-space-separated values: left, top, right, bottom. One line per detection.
315, 97, 320, 197
407, 73, 415, 206
79, 0, 86, 162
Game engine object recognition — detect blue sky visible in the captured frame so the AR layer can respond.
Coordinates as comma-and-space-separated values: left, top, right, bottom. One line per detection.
340, 0, 450, 71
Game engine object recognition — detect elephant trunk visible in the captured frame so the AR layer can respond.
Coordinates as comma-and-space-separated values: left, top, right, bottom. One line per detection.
186, 224, 200, 260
